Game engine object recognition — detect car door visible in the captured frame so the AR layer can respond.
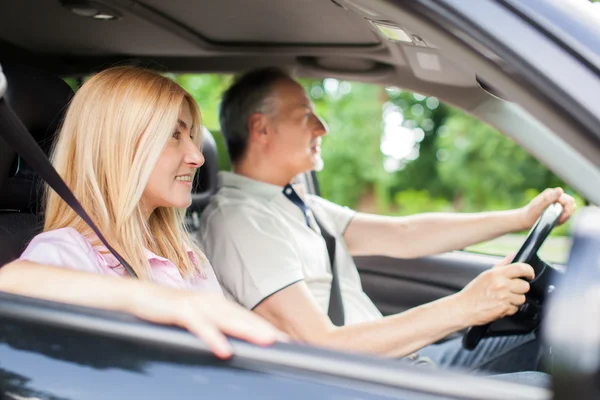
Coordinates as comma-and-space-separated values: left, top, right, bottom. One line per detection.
355, 253, 497, 317
0, 291, 548, 400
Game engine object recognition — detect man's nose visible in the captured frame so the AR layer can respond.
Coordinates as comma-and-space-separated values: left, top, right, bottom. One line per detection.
313, 114, 328, 137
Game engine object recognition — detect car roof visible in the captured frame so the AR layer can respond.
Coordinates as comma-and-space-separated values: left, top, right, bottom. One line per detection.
0, 0, 488, 111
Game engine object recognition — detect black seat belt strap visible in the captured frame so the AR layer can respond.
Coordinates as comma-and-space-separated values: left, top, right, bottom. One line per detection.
313, 214, 345, 326
0, 98, 138, 278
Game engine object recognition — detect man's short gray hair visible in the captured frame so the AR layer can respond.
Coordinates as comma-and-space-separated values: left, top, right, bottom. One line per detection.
219, 67, 293, 164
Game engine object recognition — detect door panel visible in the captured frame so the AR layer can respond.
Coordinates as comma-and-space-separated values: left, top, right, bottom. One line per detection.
0, 293, 507, 400
355, 251, 502, 316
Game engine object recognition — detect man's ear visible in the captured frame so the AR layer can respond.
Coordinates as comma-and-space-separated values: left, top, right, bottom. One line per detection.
247, 112, 270, 144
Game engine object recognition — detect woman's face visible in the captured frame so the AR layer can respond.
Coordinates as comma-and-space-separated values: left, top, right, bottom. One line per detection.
141, 101, 204, 217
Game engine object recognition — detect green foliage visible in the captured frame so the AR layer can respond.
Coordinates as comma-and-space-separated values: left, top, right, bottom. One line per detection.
435, 109, 565, 212
62, 77, 80, 92
393, 189, 451, 215
211, 130, 232, 171
385, 90, 453, 206
171, 74, 233, 132
174, 73, 583, 238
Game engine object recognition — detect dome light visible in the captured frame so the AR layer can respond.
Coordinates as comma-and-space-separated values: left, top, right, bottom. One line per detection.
61, 0, 121, 20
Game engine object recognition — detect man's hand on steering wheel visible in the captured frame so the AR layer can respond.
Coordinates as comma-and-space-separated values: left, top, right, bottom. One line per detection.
462, 195, 573, 350
518, 187, 577, 230
454, 256, 535, 327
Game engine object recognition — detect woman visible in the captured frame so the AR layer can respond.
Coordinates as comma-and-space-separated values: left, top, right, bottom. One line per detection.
0, 66, 283, 358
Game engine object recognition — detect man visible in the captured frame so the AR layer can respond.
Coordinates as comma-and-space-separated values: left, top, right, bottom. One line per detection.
200, 67, 576, 375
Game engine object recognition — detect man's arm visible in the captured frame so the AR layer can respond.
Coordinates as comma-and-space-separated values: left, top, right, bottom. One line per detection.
344, 187, 576, 259
254, 259, 534, 357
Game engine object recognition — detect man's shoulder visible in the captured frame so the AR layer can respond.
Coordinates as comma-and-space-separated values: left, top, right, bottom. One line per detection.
200, 187, 276, 235
203, 187, 265, 217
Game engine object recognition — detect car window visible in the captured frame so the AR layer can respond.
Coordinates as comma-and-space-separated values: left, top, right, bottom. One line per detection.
165, 75, 585, 264
65, 74, 583, 264
298, 79, 585, 264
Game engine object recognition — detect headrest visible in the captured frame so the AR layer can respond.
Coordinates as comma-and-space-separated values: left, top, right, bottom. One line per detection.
3, 63, 74, 146
191, 127, 220, 213
0, 63, 74, 212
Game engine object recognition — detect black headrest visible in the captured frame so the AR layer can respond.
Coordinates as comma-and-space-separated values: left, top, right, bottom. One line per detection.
0, 63, 74, 212
191, 127, 220, 213
3, 63, 74, 145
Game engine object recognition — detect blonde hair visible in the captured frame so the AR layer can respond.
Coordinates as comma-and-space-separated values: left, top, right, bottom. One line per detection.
45, 66, 205, 279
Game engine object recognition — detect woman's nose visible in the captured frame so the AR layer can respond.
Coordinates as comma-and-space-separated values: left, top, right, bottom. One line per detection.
185, 140, 205, 168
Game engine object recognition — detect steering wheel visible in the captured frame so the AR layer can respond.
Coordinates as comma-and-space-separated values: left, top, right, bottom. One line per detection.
462, 203, 564, 350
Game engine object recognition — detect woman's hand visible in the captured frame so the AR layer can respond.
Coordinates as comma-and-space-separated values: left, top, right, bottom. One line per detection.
0, 260, 286, 359
131, 285, 287, 359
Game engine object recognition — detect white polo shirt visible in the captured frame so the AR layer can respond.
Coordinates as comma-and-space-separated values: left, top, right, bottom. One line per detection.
200, 171, 383, 325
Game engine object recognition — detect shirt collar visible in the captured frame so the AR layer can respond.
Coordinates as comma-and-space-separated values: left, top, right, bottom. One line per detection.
219, 171, 286, 202
94, 242, 196, 270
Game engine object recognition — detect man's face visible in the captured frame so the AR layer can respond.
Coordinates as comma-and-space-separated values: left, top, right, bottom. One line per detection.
266, 80, 328, 176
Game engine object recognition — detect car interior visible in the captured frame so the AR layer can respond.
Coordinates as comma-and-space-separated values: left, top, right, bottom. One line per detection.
0, 60, 553, 400
0, 0, 592, 341
1, 1, 599, 397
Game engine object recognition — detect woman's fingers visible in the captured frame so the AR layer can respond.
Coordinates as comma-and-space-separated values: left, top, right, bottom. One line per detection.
138, 288, 286, 359
174, 293, 287, 358
183, 311, 234, 359
208, 299, 287, 345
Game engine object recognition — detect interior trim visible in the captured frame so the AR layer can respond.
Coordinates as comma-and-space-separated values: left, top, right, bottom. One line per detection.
105, 0, 388, 52
297, 56, 397, 82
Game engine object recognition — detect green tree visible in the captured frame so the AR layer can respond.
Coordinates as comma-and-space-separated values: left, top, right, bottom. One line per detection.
385, 90, 454, 214
436, 110, 565, 211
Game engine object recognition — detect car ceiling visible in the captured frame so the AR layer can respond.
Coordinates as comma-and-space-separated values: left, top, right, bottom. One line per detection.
0, 0, 489, 110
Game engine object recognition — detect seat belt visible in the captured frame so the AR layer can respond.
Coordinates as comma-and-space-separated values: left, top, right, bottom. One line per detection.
282, 183, 345, 326
0, 73, 138, 277
313, 214, 345, 327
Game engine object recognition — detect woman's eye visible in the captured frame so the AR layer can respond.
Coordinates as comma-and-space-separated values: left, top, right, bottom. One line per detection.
172, 130, 181, 140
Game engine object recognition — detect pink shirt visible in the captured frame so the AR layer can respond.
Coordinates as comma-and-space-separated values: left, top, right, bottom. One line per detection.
20, 227, 223, 294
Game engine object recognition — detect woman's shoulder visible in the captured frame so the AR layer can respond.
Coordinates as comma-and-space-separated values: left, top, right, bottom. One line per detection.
20, 227, 101, 272
27, 227, 94, 250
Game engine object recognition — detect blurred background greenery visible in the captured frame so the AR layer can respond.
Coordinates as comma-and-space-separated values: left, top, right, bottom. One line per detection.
166, 73, 585, 263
